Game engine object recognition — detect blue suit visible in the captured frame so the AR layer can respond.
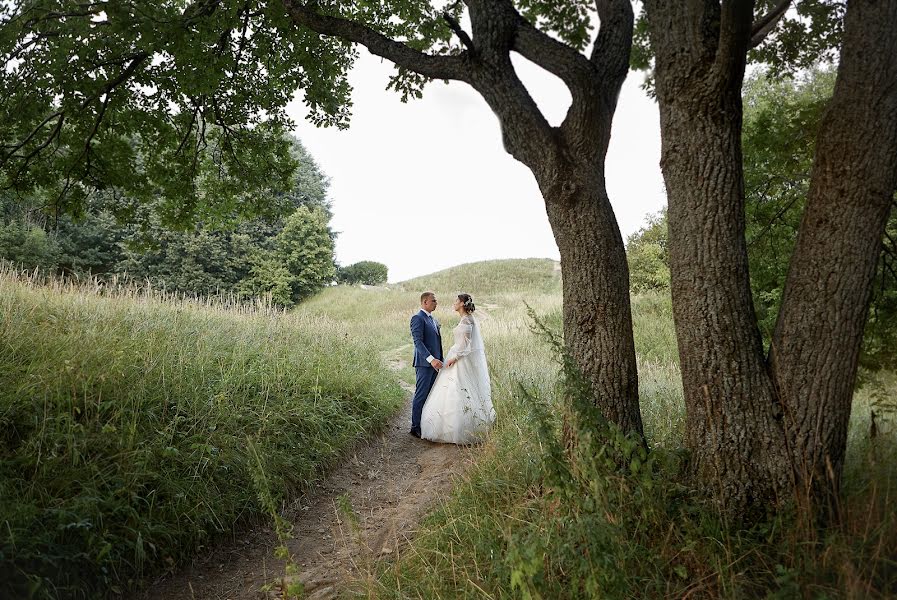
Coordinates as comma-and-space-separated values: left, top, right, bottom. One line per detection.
410, 309, 444, 436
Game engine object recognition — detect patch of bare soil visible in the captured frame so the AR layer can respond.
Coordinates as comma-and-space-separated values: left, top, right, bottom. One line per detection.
142, 373, 471, 600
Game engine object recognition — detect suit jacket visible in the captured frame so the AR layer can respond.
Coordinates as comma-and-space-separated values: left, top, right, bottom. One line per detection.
410, 309, 444, 368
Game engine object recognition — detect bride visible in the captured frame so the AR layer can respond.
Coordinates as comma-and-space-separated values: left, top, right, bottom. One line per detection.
421, 293, 495, 444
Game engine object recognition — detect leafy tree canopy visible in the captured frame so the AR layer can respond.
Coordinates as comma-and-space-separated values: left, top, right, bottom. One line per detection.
0, 0, 350, 222
337, 260, 388, 286
1, 0, 604, 222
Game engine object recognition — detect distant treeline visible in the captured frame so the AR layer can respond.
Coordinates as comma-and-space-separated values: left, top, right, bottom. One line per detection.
0, 136, 387, 306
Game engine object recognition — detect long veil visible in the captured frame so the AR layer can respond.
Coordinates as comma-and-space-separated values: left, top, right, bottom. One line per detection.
465, 317, 493, 423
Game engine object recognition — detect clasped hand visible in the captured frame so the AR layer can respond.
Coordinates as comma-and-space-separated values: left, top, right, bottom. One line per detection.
431, 358, 457, 370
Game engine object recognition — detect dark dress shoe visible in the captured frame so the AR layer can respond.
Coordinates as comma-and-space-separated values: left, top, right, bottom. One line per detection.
409, 429, 421, 438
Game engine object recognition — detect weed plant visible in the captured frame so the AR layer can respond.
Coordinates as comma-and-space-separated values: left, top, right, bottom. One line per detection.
0, 268, 403, 598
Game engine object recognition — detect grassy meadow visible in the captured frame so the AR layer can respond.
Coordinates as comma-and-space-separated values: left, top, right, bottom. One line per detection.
302, 259, 895, 599
2, 258, 895, 598
0, 268, 404, 598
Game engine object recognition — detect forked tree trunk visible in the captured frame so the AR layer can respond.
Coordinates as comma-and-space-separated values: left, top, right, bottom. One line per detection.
646, 0, 897, 517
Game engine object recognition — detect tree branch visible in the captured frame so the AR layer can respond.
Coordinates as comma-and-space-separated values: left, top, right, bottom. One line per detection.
751, 0, 792, 48
513, 13, 597, 90
442, 11, 474, 53
590, 0, 635, 81
712, 0, 754, 90
281, 1, 471, 82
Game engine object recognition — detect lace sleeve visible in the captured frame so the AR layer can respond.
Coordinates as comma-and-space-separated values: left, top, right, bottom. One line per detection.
454, 317, 474, 358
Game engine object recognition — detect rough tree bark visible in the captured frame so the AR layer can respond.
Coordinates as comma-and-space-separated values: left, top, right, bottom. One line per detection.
770, 0, 897, 507
645, 0, 897, 515
284, 0, 645, 435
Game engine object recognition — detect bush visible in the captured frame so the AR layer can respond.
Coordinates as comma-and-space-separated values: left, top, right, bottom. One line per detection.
626, 210, 669, 293
337, 260, 388, 285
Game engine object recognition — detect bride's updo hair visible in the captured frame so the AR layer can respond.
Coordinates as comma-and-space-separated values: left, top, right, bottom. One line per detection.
458, 293, 475, 313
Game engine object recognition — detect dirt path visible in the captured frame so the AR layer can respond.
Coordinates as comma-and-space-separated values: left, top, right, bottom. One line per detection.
142, 361, 470, 600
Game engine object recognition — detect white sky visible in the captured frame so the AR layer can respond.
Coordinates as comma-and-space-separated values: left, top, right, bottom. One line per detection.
287, 50, 666, 283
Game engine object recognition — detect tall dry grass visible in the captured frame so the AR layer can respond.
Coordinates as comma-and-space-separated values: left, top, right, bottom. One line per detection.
0, 266, 403, 598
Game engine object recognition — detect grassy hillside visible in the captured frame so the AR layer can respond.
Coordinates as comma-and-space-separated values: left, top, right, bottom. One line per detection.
0, 269, 404, 598
398, 258, 562, 295
324, 259, 896, 599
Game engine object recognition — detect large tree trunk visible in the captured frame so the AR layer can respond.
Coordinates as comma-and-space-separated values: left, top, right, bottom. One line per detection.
541, 162, 643, 435
649, 2, 792, 513
770, 0, 897, 509
647, 0, 897, 517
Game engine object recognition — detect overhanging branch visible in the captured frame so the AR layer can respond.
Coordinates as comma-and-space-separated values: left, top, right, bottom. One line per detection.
442, 12, 474, 53
751, 0, 792, 48
282, 1, 471, 82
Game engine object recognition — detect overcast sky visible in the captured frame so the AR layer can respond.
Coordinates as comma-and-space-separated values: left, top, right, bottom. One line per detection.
287, 50, 666, 283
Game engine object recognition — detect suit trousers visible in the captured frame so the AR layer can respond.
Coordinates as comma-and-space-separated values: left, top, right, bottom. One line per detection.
411, 365, 438, 435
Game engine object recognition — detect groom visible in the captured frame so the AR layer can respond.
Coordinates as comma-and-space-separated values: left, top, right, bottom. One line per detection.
409, 291, 443, 438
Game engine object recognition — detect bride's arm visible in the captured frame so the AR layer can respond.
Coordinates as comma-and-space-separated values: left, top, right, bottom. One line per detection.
446, 319, 473, 366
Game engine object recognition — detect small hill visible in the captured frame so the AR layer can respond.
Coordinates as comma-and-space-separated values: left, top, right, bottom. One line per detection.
397, 258, 561, 296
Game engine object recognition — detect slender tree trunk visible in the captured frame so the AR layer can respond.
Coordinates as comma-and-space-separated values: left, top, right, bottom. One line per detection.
540, 161, 643, 435
770, 0, 897, 509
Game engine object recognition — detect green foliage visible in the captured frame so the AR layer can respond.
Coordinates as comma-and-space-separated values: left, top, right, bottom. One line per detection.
2, 0, 626, 220
277, 205, 336, 299
625, 68, 897, 373
0, 136, 337, 304
239, 256, 297, 308
118, 225, 255, 296
0, 0, 358, 220
0, 270, 404, 598
55, 212, 126, 276
742, 69, 834, 340
625, 209, 669, 293
748, 0, 845, 77
0, 220, 60, 271
742, 68, 897, 373
238, 205, 336, 307
337, 260, 389, 285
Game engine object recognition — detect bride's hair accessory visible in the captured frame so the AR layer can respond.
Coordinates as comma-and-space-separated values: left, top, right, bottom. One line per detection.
458, 293, 475, 313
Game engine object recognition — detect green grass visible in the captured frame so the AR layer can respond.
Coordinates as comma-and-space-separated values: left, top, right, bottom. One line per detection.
5, 256, 894, 598
315, 260, 895, 599
0, 269, 404, 598
399, 258, 562, 296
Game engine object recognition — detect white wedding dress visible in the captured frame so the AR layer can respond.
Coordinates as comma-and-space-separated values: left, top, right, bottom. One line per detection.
421, 314, 495, 444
